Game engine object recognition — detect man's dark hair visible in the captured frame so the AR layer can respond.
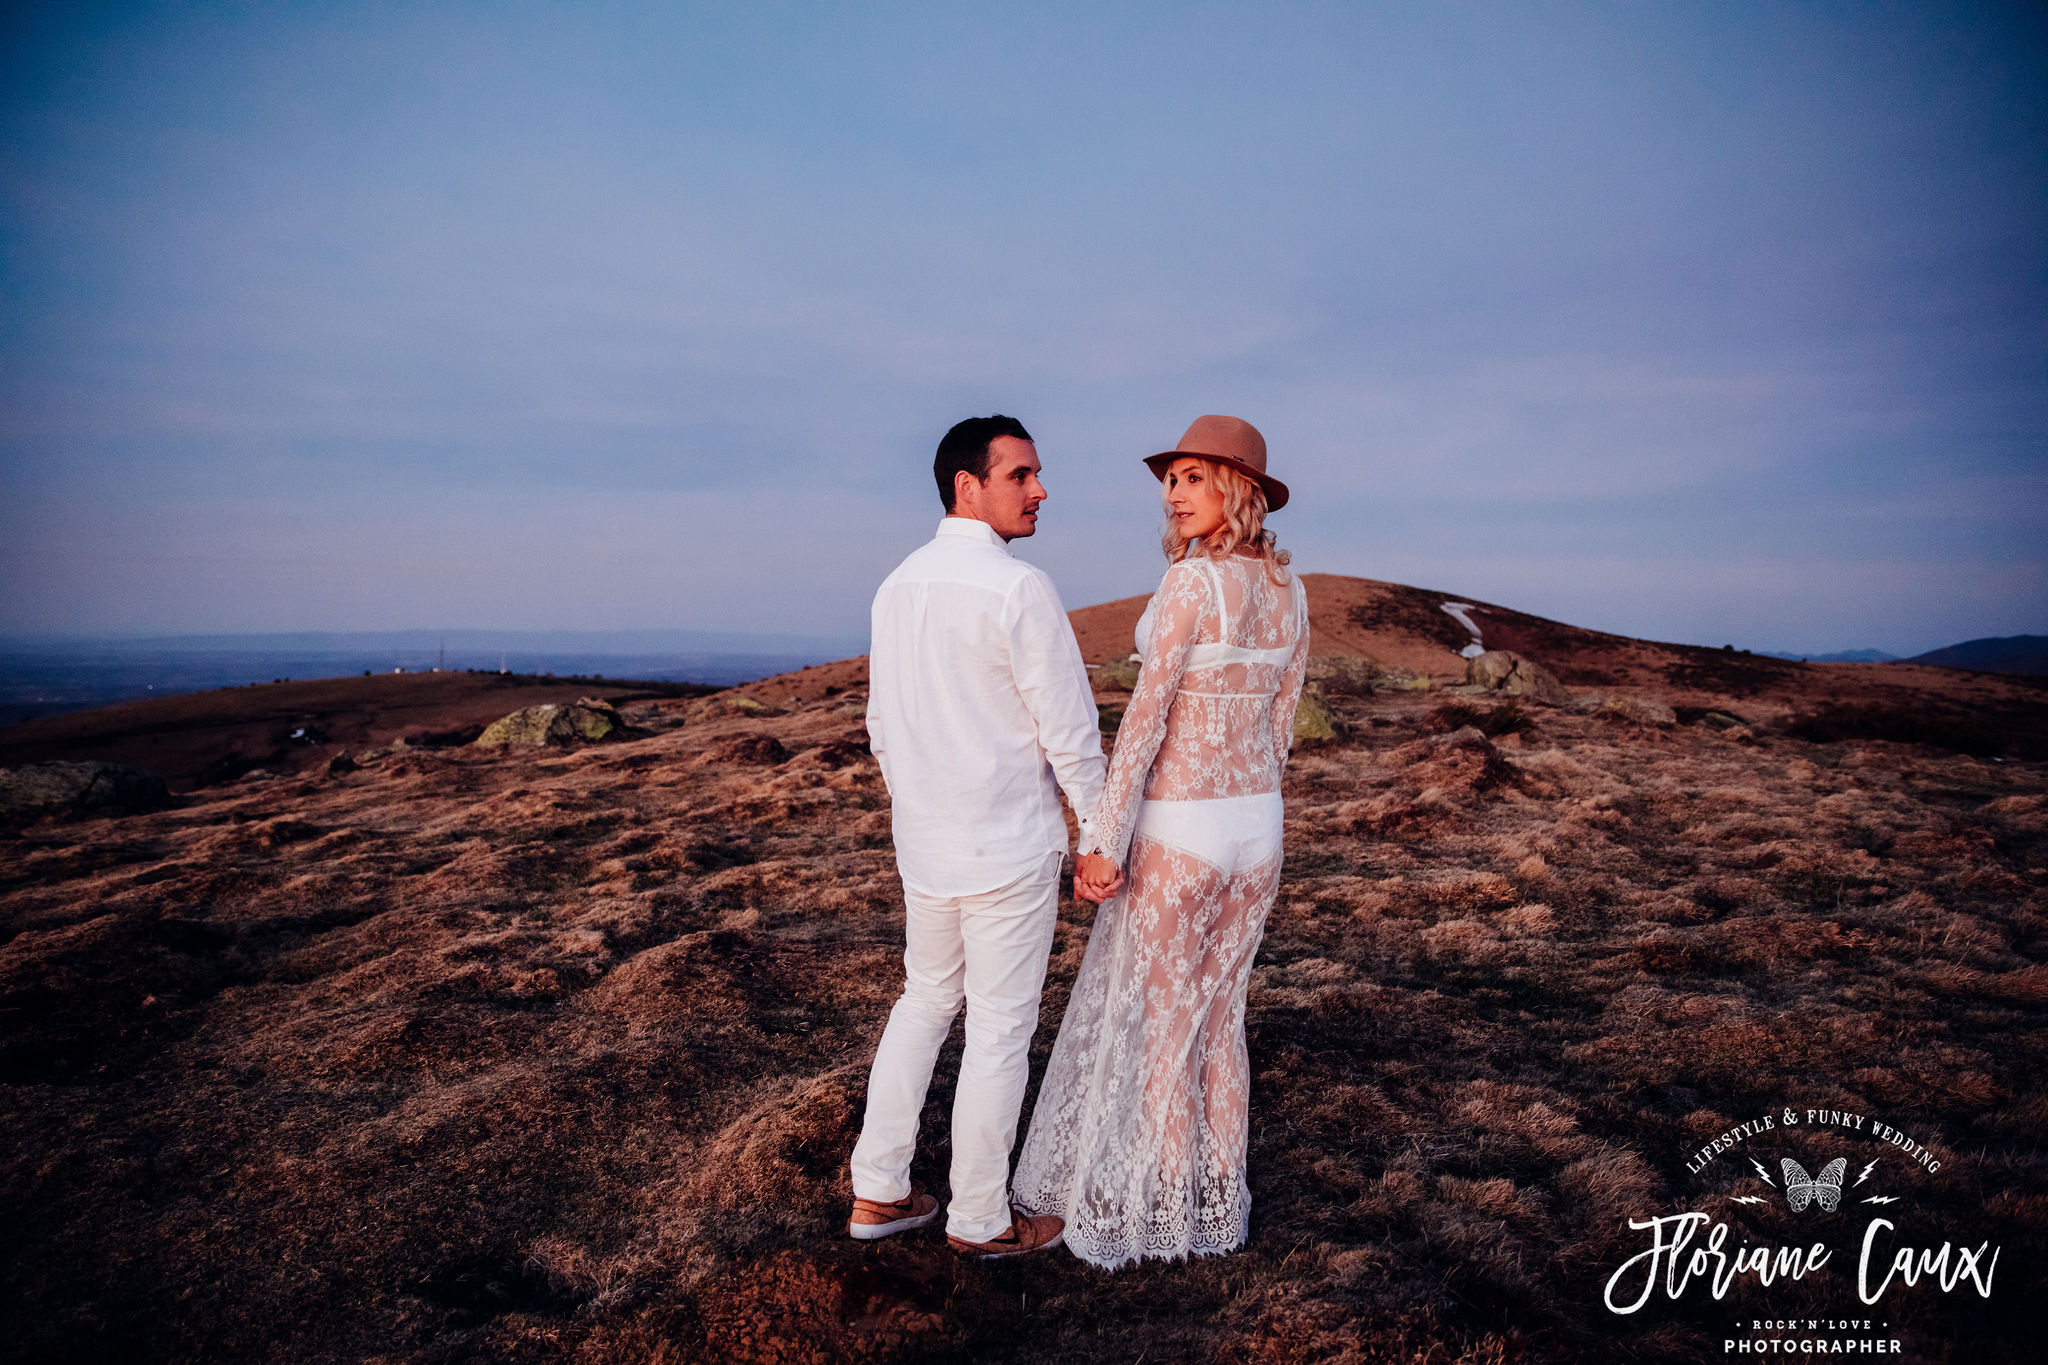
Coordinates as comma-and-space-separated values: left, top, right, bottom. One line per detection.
935, 415, 1033, 512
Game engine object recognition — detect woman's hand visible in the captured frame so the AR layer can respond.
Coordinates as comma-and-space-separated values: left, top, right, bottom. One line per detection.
1074, 852, 1125, 904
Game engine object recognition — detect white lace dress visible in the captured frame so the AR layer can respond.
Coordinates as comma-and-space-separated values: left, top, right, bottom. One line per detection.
1013, 551, 1309, 1268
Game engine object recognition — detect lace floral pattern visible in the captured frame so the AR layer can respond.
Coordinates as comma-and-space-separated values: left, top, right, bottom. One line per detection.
1015, 554, 1309, 1268
1083, 557, 1309, 865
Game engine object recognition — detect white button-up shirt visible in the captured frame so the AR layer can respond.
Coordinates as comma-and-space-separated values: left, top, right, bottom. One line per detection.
867, 516, 1107, 898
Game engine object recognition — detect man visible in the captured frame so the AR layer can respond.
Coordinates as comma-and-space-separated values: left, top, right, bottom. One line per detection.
848, 414, 1122, 1258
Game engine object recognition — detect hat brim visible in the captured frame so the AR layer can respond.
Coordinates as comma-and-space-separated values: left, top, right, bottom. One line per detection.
1144, 451, 1289, 512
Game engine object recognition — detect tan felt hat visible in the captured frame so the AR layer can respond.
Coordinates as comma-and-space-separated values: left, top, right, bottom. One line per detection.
1143, 414, 1289, 511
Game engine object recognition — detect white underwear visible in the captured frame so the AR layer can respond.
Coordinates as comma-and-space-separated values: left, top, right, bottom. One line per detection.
1132, 791, 1284, 878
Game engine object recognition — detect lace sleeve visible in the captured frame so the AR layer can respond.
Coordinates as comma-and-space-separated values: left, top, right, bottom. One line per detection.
1082, 561, 1210, 867
1270, 574, 1310, 776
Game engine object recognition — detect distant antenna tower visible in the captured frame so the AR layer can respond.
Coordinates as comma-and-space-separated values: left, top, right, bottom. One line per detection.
437, 634, 445, 672
499, 651, 508, 674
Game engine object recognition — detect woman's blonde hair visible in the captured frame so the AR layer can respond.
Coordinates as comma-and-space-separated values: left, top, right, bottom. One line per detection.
1161, 459, 1292, 584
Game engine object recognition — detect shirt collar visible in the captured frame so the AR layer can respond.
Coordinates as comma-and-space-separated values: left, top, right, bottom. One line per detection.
936, 516, 1010, 553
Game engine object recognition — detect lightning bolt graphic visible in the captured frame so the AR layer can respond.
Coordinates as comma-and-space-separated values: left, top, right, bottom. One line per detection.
1854, 1160, 1878, 1187
1863, 1195, 1900, 1205
1730, 1195, 1768, 1206
1751, 1158, 1775, 1186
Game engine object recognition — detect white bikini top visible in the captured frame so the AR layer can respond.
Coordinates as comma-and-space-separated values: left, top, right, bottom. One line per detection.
1134, 556, 1303, 674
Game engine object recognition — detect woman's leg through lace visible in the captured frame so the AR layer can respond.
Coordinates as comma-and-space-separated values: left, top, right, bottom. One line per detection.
1124, 829, 1284, 1253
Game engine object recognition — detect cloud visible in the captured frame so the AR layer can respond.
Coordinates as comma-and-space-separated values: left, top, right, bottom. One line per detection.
1, 2, 2041, 651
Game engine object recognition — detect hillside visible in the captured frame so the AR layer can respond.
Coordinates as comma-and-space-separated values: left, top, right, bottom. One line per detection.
0, 671, 715, 791
9, 577, 2042, 789
1902, 635, 2048, 677
2, 575, 2045, 1362
1073, 573, 2046, 753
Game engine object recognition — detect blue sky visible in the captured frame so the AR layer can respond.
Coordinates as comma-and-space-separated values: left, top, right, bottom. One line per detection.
2, 1, 2042, 655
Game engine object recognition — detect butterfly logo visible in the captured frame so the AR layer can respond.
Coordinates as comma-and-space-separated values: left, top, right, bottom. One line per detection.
1781, 1157, 1846, 1212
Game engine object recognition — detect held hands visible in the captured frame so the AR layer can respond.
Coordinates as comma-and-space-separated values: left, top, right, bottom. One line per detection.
1073, 852, 1124, 904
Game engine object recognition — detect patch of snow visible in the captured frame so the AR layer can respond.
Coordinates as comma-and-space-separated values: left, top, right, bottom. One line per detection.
1441, 601, 1486, 657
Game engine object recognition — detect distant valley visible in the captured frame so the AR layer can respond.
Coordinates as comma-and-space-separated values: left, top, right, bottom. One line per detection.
0, 627, 869, 725
1759, 635, 2047, 673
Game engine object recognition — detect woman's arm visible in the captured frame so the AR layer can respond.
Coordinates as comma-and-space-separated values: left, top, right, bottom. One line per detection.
1269, 574, 1311, 777
1082, 560, 1209, 869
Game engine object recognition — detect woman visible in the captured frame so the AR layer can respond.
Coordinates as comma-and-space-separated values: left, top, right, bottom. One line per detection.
1013, 414, 1309, 1268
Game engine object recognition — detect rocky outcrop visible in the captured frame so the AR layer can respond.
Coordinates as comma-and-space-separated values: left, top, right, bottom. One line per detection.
1293, 686, 1340, 744
699, 734, 791, 767
1307, 654, 1387, 696
474, 698, 627, 748
1598, 695, 1679, 727
1466, 650, 1572, 705
685, 694, 785, 724
0, 761, 171, 823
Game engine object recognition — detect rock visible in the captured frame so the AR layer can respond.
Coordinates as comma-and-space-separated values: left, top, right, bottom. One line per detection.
474, 698, 627, 748
475, 706, 564, 748
1598, 696, 1678, 727
796, 740, 870, 770
685, 693, 786, 724
1307, 654, 1384, 696
0, 761, 171, 823
326, 751, 359, 776
1505, 666, 1571, 706
1467, 651, 1519, 691
1293, 685, 1340, 745
700, 734, 790, 766
563, 698, 626, 741
1092, 659, 1141, 693
1699, 710, 1749, 731
1466, 650, 1572, 705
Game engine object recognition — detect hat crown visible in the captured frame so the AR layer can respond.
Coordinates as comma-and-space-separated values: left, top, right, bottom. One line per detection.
1144, 414, 1288, 510
1173, 415, 1267, 475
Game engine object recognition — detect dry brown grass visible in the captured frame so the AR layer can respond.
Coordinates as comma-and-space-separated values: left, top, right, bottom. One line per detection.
2, 675, 2045, 1363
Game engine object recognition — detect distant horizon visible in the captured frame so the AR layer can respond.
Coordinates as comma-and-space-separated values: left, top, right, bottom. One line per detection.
3, 613, 2042, 666
5, 608, 2043, 729
0, 625, 871, 653
0, 625, 869, 725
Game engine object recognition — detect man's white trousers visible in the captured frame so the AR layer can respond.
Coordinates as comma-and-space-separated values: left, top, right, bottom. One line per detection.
849, 851, 1063, 1242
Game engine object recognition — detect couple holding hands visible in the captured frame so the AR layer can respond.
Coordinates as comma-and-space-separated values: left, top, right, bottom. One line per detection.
848, 413, 1308, 1269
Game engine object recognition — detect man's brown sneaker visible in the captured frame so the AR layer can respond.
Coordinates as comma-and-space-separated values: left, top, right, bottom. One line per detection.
848, 1185, 941, 1241
946, 1207, 1065, 1259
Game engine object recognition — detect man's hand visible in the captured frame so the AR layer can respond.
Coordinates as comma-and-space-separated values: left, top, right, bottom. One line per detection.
1074, 852, 1124, 904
